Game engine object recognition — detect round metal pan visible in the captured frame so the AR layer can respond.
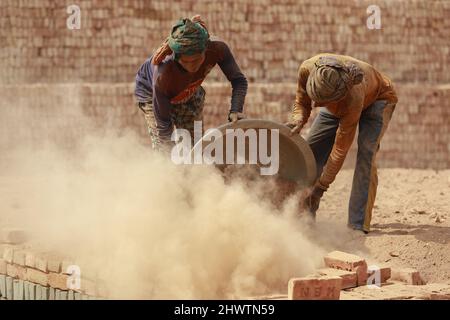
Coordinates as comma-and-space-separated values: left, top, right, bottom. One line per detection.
191, 119, 317, 187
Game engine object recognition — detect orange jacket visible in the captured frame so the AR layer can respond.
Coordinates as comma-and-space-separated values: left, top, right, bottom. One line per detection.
291, 53, 398, 189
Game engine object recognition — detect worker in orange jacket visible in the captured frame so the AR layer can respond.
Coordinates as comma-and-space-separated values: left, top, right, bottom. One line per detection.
286, 54, 397, 234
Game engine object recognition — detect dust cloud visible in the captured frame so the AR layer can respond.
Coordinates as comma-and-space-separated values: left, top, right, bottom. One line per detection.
0, 101, 329, 299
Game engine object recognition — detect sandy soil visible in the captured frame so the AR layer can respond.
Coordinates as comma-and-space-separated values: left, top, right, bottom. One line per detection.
1, 168, 449, 299
314, 168, 450, 284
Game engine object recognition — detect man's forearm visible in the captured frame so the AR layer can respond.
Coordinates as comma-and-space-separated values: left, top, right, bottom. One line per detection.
291, 101, 312, 125
230, 76, 248, 113
319, 122, 358, 188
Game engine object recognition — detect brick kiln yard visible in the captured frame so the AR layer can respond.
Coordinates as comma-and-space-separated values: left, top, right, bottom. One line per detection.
1, 168, 449, 300
1, 0, 449, 301
247, 169, 450, 300
320, 168, 450, 286
286, 168, 450, 300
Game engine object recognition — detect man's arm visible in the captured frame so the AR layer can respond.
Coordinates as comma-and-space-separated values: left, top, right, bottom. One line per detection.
288, 65, 312, 134
217, 43, 248, 115
135, 59, 153, 103
135, 59, 174, 145
318, 95, 364, 189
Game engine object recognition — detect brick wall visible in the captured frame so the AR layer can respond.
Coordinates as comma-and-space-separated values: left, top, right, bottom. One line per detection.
0, 0, 448, 169
0, 229, 104, 300
1, 82, 448, 169
1, 0, 449, 84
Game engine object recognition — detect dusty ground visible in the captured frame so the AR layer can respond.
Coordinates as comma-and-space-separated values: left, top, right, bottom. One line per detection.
315, 168, 450, 285
0, 167, 449, 299
251, 168, 450, 300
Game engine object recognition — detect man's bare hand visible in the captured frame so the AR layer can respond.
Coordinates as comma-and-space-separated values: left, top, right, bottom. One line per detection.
285, 120, 304, 136
229, 112, 245, 124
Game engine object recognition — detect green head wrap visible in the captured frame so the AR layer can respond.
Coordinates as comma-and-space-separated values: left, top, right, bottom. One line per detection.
168, 18, 209, 59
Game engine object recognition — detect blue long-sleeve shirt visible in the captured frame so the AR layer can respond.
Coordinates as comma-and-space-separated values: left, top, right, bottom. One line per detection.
135, 38, 248, 140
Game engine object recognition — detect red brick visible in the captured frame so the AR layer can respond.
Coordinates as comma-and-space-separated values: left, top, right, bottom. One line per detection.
25, 251, 36, 268
6, 263, 26, 279
355, 266, 369, 286
35, 255, 48, 272
48, 272, 69, 290
317, 268, 357, 289
324, 251, 366, 270
35, 253, 63, 273
391, 268, 425, 285
367, 266, 391, 284
25, 268, 49, 286
323, 251, 368, 286
288, 276, 342, 300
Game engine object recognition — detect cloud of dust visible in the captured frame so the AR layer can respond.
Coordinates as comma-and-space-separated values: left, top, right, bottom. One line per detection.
0, 93, 327, 299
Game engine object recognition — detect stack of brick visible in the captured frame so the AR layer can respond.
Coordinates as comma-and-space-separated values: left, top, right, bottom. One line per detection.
1, 0, 449, 84
0, 229, 104, 300
288, 250, 427, 300
0, 1, 449, 169
1, 82, 448, 169
204, 83, 450, 170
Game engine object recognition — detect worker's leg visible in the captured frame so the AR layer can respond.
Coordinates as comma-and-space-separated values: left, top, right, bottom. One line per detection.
305, 107, 340, 217
306, 107, 340, 181
348, 101, 395, 232
136, 93, 173, 151
171, 86, 206, 147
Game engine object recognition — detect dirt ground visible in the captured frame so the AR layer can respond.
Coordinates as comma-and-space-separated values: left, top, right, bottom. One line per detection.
251, 168, 450, 300
0, 167, 449, 299
314, 168, 450, 285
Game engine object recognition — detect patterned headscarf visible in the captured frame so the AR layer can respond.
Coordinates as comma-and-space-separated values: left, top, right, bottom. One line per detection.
306, 56, 364, 104
168, 19, 209, 56
152, 16, 210, 65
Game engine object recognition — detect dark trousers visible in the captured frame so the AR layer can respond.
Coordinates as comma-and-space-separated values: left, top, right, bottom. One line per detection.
306, 100, 395, 232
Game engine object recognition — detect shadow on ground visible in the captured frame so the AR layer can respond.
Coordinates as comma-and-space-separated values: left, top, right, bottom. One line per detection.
370, 223, 450, 244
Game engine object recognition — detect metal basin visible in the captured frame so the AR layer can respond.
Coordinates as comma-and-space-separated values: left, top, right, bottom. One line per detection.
191, 119, 317, 187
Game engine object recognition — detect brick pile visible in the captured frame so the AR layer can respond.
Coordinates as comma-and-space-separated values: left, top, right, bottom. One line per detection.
0, 228, 104, 300
0, 0, 449, 84
1, 82, 448, 169
0, 0, 448, 169
2, 231, 442, 300
287, 250, 434, 300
